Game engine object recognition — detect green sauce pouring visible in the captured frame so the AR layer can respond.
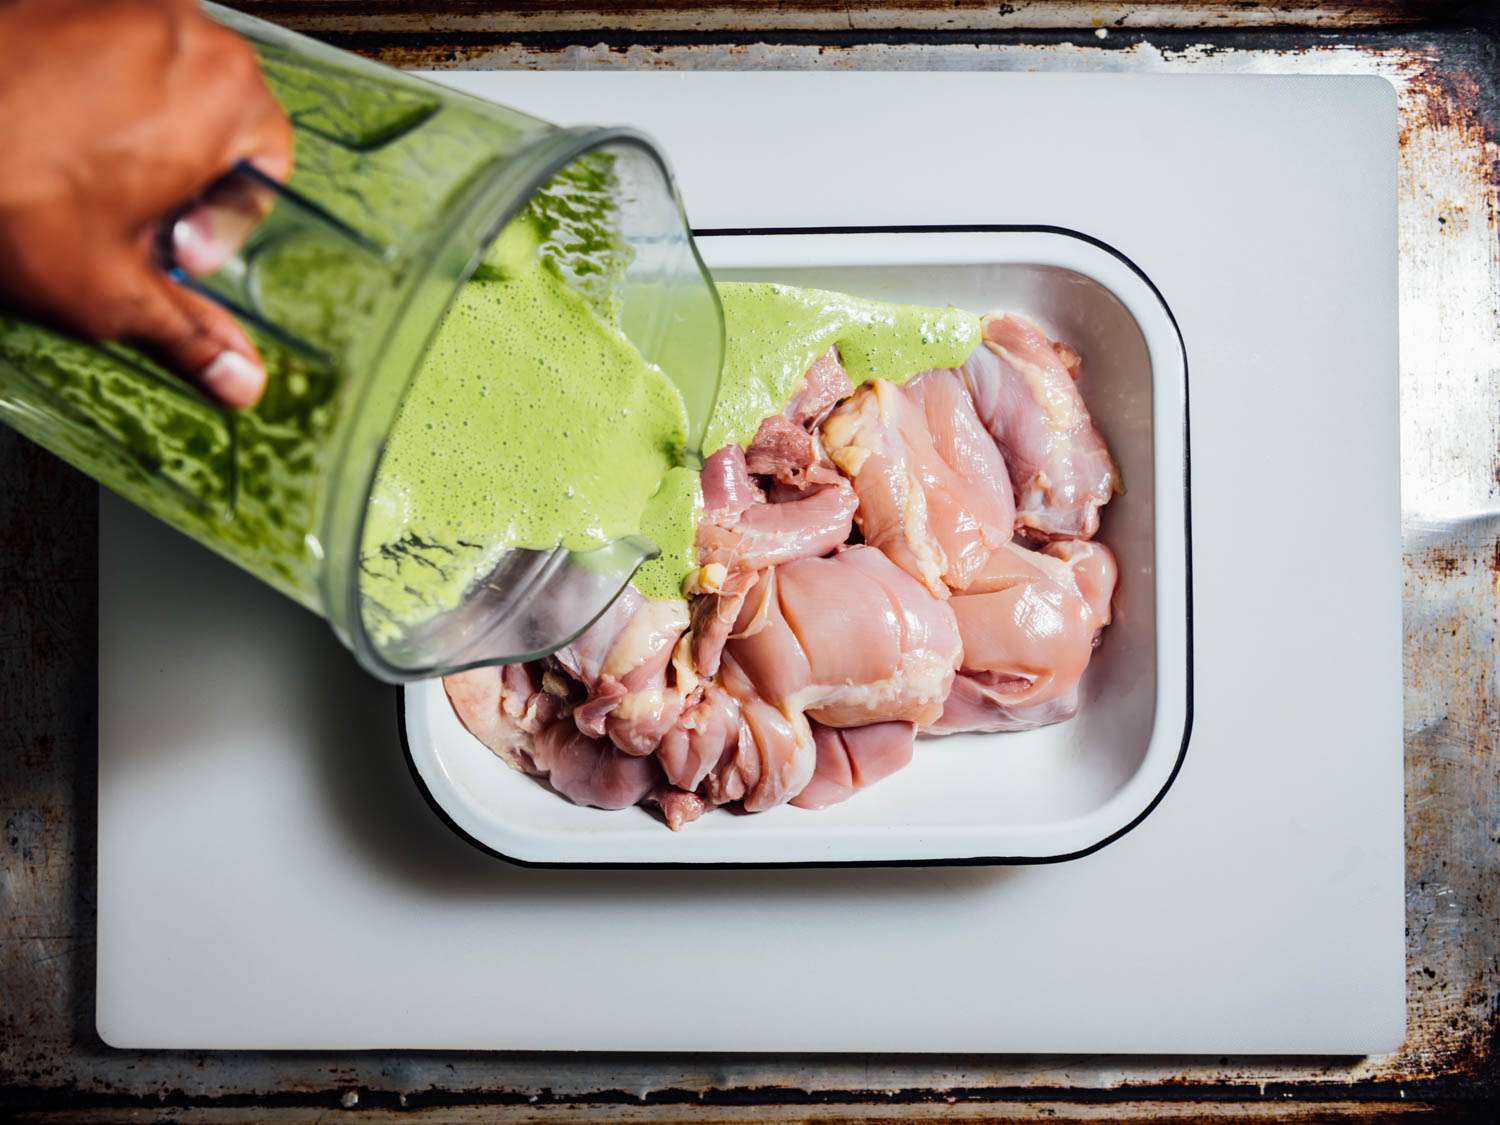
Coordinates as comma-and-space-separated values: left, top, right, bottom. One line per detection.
360, 242, 980, 643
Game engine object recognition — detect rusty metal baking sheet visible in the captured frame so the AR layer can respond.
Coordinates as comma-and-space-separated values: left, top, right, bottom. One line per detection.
1, 3, 1495, 1118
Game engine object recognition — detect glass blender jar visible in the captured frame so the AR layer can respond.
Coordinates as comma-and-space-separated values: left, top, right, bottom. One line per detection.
0, 4, 723, 682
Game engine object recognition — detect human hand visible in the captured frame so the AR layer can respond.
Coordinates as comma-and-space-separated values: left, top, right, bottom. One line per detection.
0, 0, 293, 408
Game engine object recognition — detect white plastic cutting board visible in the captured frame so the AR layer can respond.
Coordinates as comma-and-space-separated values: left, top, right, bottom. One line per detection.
98, 73, 1403, 1052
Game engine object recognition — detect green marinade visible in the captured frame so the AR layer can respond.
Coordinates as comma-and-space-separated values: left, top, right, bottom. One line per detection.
707, 282, 980, 454
359, 213, 693, 637
360, 271, 981, 637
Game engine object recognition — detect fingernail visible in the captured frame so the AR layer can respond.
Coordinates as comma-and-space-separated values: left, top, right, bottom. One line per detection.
172, 212, 232, 277
201, 350, 264, 408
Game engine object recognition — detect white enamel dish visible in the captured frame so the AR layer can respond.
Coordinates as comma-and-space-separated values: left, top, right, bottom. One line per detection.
402, 227, 1191, 866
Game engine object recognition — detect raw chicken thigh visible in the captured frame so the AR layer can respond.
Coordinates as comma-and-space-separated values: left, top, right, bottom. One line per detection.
822, 375, 1012, 595
744, 347, 853, 487
656, 682, 741, 792
705, 652, 817, 812
444, 662, 559, 771
931, 539, 1118, 733
960, 313, 1117, 541
445, 305, 1120, 827
698, 478, 858, 573
529, 722, 660, 810
791, 721, 916, 810
444, 664, 658, 810
554, 588, 692, 756
726, 545, 962, 728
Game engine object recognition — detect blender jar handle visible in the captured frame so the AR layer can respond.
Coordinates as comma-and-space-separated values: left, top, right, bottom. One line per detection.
157, 160, 392, 362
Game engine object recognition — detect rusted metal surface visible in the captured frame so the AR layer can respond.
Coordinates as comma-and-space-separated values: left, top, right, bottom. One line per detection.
2, 4, 1497, 1120
235, 1, 1481, 35
0, 1102, 1482, 1123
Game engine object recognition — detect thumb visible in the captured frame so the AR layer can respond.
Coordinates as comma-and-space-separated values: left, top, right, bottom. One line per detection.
121, 270, 267, 408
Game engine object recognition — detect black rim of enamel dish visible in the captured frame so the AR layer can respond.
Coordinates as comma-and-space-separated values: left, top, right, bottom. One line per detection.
396, 222, 1195, 869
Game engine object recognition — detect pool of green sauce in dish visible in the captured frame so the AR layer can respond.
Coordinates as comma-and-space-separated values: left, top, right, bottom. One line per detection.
709, 281, 979, 453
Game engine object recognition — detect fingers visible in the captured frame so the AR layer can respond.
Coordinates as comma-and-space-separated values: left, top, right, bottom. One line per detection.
120, 268, 267, 408
131, 16, 286, 407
